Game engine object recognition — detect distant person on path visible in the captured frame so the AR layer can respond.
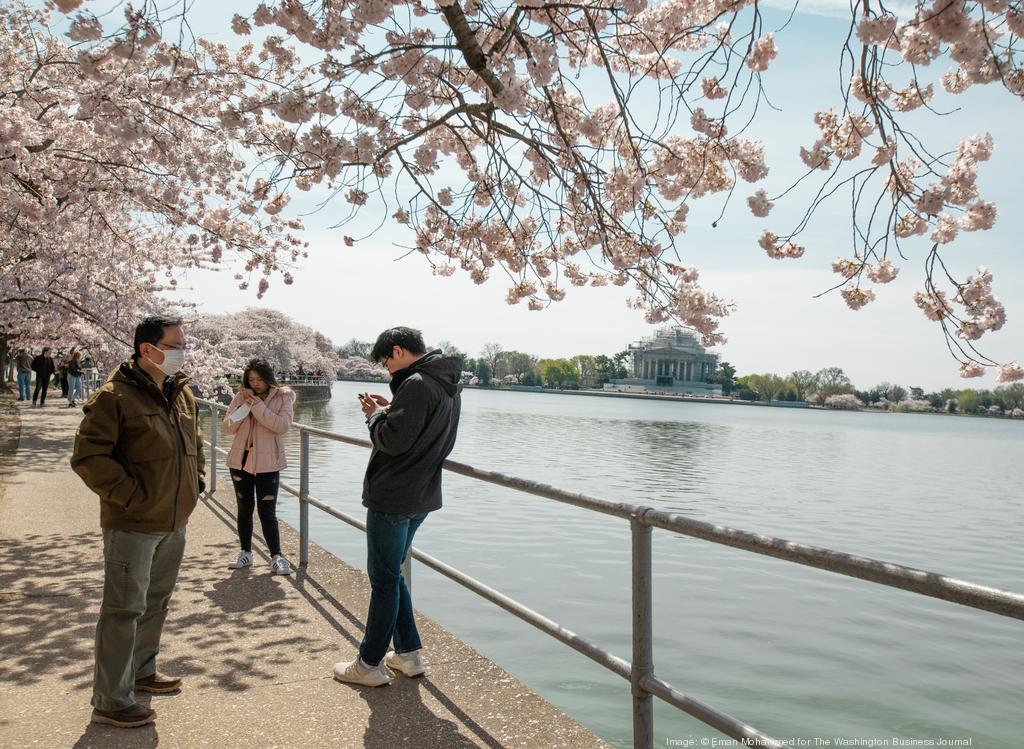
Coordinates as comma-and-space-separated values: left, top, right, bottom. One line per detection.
70, 314, 205, 729
222, 358, 296, 575
67, 351, 85, 408
333, 327, 462, 687
57, 353, 70, 398
15, 349, 32, 401
31, 347, 56, 407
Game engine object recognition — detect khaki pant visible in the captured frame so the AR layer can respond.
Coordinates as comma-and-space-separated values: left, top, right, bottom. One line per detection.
93, 528, 186, 711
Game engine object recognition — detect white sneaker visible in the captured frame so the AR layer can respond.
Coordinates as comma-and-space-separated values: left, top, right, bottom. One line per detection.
270, 555, 293, 575
227, 550, 252, 569
332, 658, 393, 687
386, 649, 427, 677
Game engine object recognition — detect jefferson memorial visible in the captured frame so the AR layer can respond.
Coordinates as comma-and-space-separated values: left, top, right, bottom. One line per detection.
606, 327, 722, 396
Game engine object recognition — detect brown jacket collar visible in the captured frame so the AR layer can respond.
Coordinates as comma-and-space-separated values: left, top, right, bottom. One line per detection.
111, 360, 192, 408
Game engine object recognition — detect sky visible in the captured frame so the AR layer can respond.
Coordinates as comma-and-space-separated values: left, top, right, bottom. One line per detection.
45, 1, 1024, 391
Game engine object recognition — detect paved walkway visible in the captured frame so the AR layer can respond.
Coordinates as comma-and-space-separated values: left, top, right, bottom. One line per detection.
0, 397, 610, 749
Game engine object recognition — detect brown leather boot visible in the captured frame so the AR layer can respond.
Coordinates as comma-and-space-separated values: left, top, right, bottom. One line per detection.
90, 703, 156, 728
134, 672, 182, 693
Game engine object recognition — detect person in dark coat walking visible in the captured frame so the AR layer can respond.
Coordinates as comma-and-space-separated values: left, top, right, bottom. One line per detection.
58, 354, 70, 398
31, 347, 56, 407
333, 327, 462, 687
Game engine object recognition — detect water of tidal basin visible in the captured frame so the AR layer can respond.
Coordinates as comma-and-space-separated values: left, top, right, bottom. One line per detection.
207, 381, 1024, 748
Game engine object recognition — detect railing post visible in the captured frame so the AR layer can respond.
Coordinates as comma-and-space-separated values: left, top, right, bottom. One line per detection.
208, 405, 218, 496
299, 428, 310, 568
631, 514, 654, 749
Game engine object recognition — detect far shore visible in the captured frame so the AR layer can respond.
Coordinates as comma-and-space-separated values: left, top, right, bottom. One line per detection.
308, 379, 1024, 420
452, 383, 1023, 420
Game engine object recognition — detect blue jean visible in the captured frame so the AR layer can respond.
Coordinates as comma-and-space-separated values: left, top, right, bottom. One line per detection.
359, 510, 427, 666
17, 372, 31, 400
67, 374, 84, 404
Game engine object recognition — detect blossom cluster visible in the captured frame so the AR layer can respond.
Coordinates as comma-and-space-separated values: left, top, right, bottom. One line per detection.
825, 393, 865, 409
0, 3, 310, 370
758, 232, 804, 259
29, 0, 1019, 381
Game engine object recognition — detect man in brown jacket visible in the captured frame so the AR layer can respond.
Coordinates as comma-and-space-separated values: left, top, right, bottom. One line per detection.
71, 315, 205, 728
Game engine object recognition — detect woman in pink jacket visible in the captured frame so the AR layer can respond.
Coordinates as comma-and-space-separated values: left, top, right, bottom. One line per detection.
222, 358, 296, 575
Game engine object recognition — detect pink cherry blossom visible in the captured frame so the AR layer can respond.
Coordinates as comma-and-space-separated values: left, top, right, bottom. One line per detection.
1, 3, 306, 381
746, 34, 778, 72
759, 232, 804, 259
997, 361, 1024, 383
958, 362, 985, 378
21, 0, 1019, 379
914, 290, 950, 321
867, 260, 899, 283
841, 287, 876, 310
701, 77, 727, 99
747, 189, 773, 217
931, 214, 959, 244
891, 82, 933, 112
832, 258, 861, 280
857, 15, 898, 45
825, 393, 864, 409
959, 201, 997, 231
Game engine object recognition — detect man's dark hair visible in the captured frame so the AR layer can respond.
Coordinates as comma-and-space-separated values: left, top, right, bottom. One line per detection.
370, 327, 426, 362
242, 358, 279, 390
133, 314, 183, 359
42, 347, 51, 355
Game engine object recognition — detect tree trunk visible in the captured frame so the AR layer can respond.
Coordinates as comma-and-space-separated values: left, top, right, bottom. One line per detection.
0, 334, 14, 393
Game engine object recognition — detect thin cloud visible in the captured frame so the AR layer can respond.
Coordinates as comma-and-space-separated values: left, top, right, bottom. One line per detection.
761, 0, 917, 20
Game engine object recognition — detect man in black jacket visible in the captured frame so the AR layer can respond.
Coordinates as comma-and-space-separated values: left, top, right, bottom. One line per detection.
31, 347, 56, 407
333, 327, 461, 687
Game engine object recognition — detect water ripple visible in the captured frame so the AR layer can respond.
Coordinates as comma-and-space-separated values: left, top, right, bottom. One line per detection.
203, 382, 1024, 748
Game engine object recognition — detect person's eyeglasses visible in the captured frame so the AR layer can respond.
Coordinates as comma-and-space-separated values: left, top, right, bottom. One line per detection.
378, 356, 390, 368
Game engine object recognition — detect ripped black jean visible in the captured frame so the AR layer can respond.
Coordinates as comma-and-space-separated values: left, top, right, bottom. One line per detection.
229, 468, 281, 557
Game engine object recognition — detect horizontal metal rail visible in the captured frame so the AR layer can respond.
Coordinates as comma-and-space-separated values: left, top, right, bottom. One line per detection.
279, 374, 333, 386
435, 460, 1024, 621
197, 397, 1024, 749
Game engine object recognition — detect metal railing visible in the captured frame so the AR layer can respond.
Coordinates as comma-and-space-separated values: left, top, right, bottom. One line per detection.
82, 368, 102, 397
279, 374, 332, 386
198, 397, 1024, 749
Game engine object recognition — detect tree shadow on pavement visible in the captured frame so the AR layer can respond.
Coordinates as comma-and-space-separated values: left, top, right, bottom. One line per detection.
201, 570, 288, 614
201, 493, 366, 647
3, 408, 78, 473
160, 550, 337, 693
0, 533, 102, 691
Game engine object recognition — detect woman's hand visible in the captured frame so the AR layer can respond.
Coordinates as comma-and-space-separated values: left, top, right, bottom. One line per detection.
241, 390, 259, 406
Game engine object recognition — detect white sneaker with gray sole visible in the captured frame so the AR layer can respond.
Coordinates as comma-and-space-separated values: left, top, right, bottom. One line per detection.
227, 550, 252, 569
385, 649, 427, 677
270, 554, 293, 575
332, 658, 393, 687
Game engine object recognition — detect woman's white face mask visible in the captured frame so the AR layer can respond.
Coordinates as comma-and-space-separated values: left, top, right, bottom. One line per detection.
147, 346, 186, 376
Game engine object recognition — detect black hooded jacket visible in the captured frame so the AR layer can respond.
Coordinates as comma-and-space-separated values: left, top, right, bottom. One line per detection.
362, 351, 462, 514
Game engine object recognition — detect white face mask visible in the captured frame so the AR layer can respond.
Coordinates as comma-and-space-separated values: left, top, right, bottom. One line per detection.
148, 347, 185, 377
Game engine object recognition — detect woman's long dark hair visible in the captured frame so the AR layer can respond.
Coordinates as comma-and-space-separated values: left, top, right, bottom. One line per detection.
242, 358, 278, 391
